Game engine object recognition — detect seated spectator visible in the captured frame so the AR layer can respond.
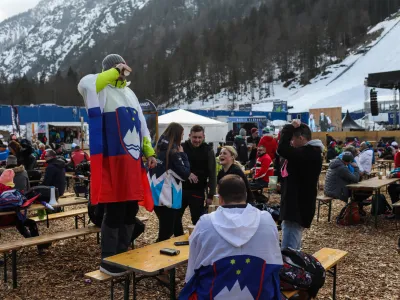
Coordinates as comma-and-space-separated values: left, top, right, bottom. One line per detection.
258, 127, 278, 161
386, 170, 400, 218
355, 142, 373, 175
250, 145, 274, 190
335, 140, 344, 155
38, 143, 46, 159
43, 150, 66, 196
5, 155, 30, 193
8, 140, 36, 171
180, 175, 282, 299
0, 141, 9, 162
218, 146, 254, 203
324, 152, 361, 202
326, 141, 338, 163
71, 145, 90, 167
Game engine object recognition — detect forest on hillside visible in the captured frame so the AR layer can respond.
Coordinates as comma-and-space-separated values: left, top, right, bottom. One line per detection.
0, 0, 399, 107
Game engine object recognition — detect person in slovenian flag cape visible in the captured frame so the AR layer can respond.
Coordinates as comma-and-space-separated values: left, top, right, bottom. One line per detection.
78, 54, 157, 276
180, 175, 282, 300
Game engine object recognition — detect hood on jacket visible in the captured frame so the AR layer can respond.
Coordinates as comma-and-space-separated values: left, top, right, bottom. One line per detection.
11, 165, 25, 174
47, 158, 66, 169
157, 135, 178, 152
329, 158, 346, 170
306, 139, 325, 152
210, 204, 261, 247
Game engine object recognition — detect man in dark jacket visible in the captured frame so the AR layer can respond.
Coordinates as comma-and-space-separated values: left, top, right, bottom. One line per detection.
247, 128, 260, 169
174, 125, 216, 236
278, 120, 323, 250
43, 150, 66, 196
234, 132, 248, 166
324, 152, 360, 202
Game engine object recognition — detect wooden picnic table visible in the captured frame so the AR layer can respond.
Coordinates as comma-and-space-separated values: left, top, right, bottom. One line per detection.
0, 197, 88, 217
376, 159, 394, 172
347, 177, 399, 228
105, 234, 189, 300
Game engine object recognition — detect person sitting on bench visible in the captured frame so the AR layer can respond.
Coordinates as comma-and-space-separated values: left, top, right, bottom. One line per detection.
5, 155, 30, 193
43, 150, 66, 196
180, 174, 282, 299
250, 145, 274, 190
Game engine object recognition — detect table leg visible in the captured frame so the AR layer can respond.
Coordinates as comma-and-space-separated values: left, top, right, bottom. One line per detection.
123, 274, 130, 300
169, 268, 176, 300
12, 250, 17, 289
332, 265, 337, 300
328, 200, 332, 222
46, 213, 49, 228
374, 190, 379, 229
75, 216, 78, 229
110, 279, 114, 300
317, 199, 321, 222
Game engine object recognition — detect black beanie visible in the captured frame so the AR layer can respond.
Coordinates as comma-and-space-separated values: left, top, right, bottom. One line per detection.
102, 54, 126, 71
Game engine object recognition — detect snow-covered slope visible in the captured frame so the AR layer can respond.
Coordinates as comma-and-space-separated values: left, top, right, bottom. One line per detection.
0, 0, 150, 78
174, 13, 400, 113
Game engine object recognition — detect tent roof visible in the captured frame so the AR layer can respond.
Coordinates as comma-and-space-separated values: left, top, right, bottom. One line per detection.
159, 109, 225, 126
342, 110, 364, 130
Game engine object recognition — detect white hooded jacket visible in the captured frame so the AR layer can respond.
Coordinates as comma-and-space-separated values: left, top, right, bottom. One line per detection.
355, 149, 373, 174
185, 204, 282, 283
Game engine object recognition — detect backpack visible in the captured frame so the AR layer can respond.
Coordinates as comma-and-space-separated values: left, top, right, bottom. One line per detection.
371, 194, 391, 215
0, 189, 27, 212
75, 161, 90, 177
25, 186, 59, 203
280, 248, 326, 299
336, 202, 361, 226
27, 170, 42, 181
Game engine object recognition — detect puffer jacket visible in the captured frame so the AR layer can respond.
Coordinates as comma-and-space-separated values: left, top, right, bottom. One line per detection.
10, 165, 30, 192
149, 135, 190, 209
324, 158, 360, 202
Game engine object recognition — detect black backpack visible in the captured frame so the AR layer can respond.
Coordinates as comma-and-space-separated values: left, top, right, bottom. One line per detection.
25, 186, 59, 203
280, 248, 326, 299
371, 194, 391, 215
27, 170, 42, 181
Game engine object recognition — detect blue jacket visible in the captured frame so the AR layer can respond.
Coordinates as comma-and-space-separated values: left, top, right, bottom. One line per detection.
148, 135, 190, 209
0, 149, 9, 161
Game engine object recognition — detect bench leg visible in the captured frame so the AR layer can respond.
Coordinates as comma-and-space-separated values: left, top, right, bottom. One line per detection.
3, 253, 7, 283
75, 216, 78, 229
169, 268, 176, 300
123, 274, 130, 300
317, 200, 321, 222
110, 279, 114, 300
12, 250, 17, 289
46, 214, 50, 228
96, 232, 100, 244
328, 200, 332, 222
132, 272, 136, 300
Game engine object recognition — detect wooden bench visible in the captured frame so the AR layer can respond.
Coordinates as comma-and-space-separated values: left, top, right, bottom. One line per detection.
316, 196, 334, 222
86, 270, 131, 300
31, 207, 88, 228
1, 226, 101, 289
282, 248, 348, 300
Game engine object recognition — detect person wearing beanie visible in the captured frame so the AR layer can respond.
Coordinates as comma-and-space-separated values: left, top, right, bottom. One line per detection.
78, 53, 157, 276
247, 127, 260, 169
42, 150, 66, 196
324, 151, 360, 202
6, 155, 30, 192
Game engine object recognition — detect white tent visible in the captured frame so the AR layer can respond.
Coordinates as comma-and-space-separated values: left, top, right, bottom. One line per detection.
158, 109, 228, 143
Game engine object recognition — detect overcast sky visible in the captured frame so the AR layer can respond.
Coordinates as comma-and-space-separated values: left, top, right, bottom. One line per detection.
0, 0, 40, 22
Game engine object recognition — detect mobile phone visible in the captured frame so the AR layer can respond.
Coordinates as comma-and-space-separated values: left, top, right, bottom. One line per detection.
174, 241, 189, 246
160, 248, 180, 256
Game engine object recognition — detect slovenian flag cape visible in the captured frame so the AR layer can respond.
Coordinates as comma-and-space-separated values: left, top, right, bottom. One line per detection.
78, 69, 154, 210
179, 204, 283, 300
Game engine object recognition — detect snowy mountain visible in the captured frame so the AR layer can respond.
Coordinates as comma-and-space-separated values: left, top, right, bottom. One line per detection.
173, 12, 400, 113
0, 0, 150, 78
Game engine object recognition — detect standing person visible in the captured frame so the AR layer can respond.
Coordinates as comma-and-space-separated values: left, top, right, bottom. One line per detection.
247, 127, 260, 169
278, 120, 323, 250
225, 130, 235, 145
218, 146, 254, 203
234, 130, 248, 165
174, 125, 216, 237
149, 123, 191, 242
78, 54, 157, 276
258, 127, 278, 161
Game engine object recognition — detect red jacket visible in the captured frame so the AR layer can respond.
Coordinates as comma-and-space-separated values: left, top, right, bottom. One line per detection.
71, 150, 90, 166
254, 153, 274, 183
258, 135, 278, 161
395, 151, 400, 169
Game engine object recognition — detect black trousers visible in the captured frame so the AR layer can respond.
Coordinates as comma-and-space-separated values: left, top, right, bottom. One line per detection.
388, 184, 400, 205
15, 218, 39, 238
154, 206, 178, 242
250, 179, 269, 190
174, 190, 205, 237
101, 201, 139, 259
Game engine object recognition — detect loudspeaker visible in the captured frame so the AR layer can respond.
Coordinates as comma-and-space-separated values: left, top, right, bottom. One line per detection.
370, 99, 379, 116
